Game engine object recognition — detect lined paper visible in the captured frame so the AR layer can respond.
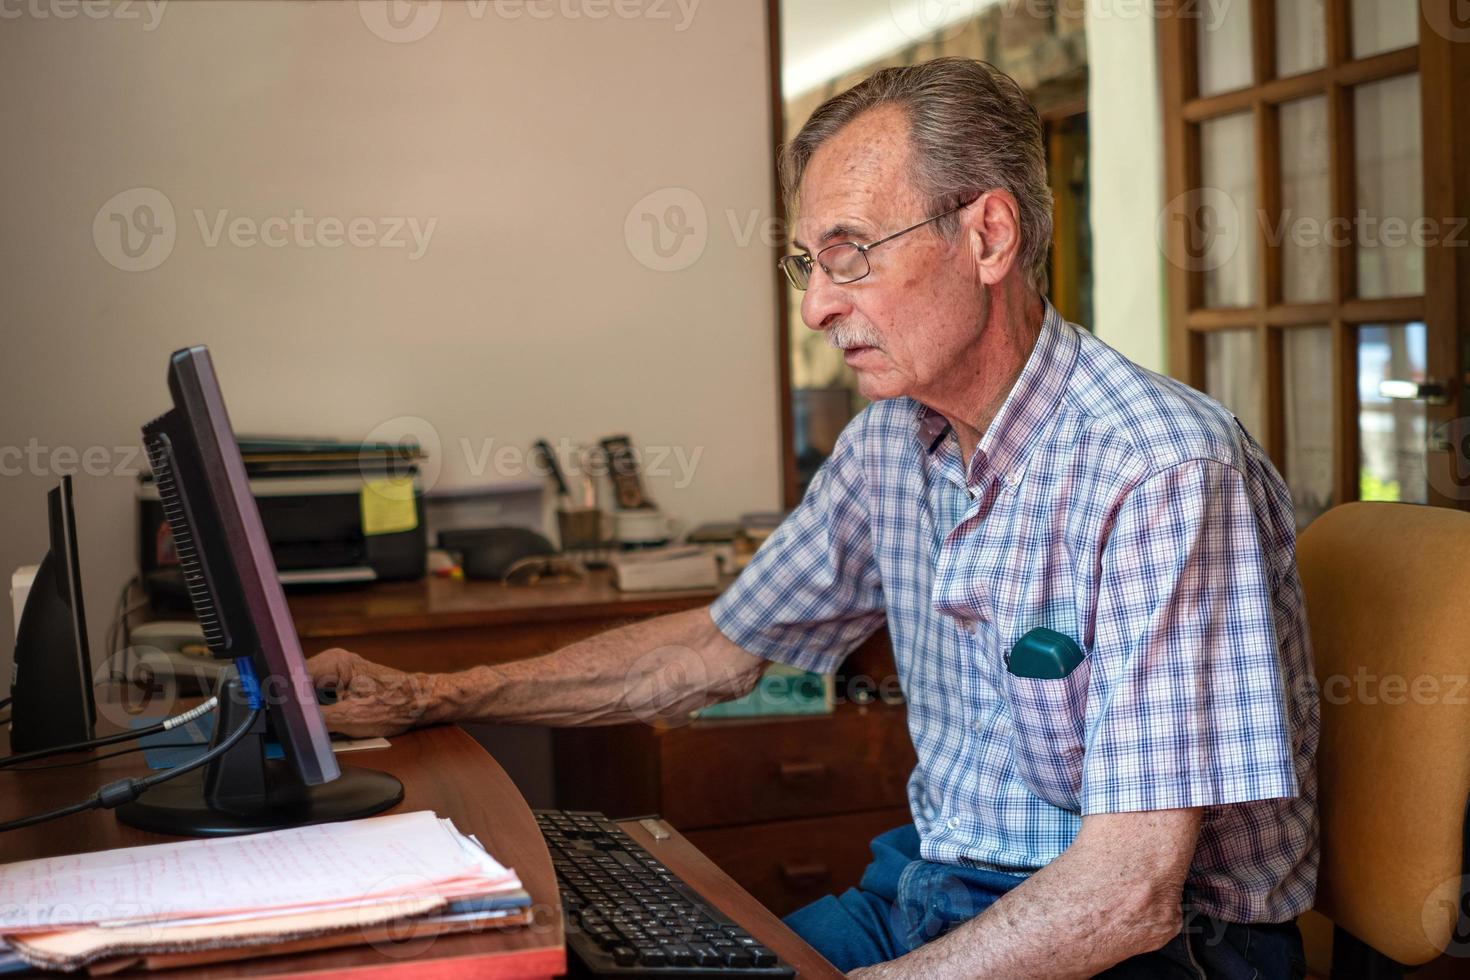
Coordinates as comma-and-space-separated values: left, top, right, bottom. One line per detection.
0, 811, 517, 933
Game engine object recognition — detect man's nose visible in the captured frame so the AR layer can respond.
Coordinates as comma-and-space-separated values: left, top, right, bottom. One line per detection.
800, 265, 849, 332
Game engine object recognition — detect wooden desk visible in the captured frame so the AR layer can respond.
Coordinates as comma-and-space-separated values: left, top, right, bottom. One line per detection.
284, 571, 725, 671
0, 724, 565, 979
0, 723, 840, 978
173, 572, 912, 917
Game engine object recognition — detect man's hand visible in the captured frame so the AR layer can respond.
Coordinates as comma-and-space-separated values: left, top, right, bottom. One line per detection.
305, 648, 441, 738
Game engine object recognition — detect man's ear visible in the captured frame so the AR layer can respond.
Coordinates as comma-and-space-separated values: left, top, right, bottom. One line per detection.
963, 191, 1023, 286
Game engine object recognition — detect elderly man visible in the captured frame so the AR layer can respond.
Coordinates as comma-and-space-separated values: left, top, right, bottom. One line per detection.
310, 58, 1317, 978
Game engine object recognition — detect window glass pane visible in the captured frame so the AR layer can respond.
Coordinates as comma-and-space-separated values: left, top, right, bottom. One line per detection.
1277, 0, 1326, 76
1279, 96, 1331, 303
1283, 327, 1334, 527
1358, 322, 1427, 504
1355, 74, 1424, 298
1200, 112, 1258, 307
1351, 0, 1419, 59
1197, 0, 1253, 96
1205, 330, 1264, 441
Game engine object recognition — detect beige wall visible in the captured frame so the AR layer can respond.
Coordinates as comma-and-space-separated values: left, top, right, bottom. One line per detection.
1086, 1, 1167, 373
0, 0, 780, 682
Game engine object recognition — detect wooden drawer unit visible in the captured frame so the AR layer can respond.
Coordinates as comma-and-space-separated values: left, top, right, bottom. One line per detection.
554, 699, 916, 910
657, 705, 915, 827
554, 701, 914, 827
684, 807, 913, 916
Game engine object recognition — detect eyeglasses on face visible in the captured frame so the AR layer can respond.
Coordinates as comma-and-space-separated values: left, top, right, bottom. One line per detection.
778, 197, 976, 291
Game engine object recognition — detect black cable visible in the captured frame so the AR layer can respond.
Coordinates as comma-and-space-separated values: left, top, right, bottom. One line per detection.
0, 696, 11, 710
105, 576, 143, 682
0, 697, 218, 770
0, 725, 167, 769
0, 798, 98, 833
5, 741, 205, 773
0, 707, 260, 834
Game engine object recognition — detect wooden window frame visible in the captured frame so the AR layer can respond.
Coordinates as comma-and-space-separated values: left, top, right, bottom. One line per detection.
1158, 0, 1470, 510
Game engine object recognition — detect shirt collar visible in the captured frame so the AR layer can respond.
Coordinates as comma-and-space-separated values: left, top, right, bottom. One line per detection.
913, 302, 1080, 485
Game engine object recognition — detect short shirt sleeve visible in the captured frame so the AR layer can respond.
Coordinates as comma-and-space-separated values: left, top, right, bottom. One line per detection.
709, 415, 884, 674
1080, 459, 1299, 815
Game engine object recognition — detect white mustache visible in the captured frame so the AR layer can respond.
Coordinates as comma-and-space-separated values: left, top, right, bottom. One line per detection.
826, 323, 883, 351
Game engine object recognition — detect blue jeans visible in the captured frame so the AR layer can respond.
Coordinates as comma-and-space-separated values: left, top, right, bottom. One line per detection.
784, 824, 1307, 978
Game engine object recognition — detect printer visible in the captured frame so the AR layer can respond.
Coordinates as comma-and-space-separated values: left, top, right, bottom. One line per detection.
138, 437, 427, 604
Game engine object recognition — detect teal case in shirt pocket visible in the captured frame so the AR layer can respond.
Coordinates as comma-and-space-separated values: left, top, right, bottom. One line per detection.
1006, 627, 1085, 679
1004, 628, 1089, 811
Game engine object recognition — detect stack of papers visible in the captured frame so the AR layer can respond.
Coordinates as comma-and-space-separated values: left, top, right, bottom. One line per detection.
0, 811, 529, 972
610, 545, 720, 592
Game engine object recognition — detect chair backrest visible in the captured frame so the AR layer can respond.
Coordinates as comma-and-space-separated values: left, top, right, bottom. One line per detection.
1296, 502, 1470, 966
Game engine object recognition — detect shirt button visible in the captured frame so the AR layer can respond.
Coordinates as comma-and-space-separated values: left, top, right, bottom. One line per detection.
947, 816, 961, 830
955, 618, 975, 634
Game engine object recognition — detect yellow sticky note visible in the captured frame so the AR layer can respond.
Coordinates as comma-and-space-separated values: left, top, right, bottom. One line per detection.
361, 478, 418, 536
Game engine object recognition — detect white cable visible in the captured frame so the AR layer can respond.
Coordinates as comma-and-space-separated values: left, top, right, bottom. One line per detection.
161, 696, 219, 731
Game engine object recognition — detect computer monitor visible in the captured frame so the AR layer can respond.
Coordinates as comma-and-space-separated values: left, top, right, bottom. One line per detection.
9, 475, 97, 753
115, 346, 402, 836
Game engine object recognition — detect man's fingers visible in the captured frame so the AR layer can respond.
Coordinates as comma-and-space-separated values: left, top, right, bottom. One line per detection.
318, 697, 407, 739
318, 700, 349, 729
305, 648, 356, 688
346, 671, 386, 699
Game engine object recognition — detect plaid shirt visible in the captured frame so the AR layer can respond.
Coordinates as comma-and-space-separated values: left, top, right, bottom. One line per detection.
712, 304, 1319, 923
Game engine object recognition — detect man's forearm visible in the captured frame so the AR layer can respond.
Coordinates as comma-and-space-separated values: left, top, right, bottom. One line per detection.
423, 606, 763, 727
855, 809, 1199, 979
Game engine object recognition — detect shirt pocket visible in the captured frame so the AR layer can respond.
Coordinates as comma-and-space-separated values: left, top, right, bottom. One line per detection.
1002, 656, 1090, 812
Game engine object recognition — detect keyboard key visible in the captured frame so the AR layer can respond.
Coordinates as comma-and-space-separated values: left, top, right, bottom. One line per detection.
637, 946, 668, 967
611, 945, 637, 966
724, 948, 756, 968
691, 943, 723, 967
664, 943, 695, 966
751, 946, 778, 967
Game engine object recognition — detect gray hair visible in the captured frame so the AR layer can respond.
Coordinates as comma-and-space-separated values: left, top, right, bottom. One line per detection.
780, 57, 1053, 293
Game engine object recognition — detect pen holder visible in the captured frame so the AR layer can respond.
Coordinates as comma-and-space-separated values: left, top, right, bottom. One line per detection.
558, 508, 612, 568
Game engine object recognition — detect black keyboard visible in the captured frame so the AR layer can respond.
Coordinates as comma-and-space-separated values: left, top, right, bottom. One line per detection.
536, 809, 794, 977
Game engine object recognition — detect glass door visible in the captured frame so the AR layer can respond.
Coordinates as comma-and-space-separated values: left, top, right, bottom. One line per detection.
1158, 0, 1468, 525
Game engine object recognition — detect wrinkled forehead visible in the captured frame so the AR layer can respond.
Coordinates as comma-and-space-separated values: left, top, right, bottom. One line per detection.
792, 105, 918, 249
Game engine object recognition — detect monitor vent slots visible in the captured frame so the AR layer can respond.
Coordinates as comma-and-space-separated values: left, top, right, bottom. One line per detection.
144, 430, 228, 654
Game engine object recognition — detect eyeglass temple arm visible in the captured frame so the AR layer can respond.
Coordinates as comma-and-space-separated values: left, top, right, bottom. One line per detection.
864, 198, 976, 251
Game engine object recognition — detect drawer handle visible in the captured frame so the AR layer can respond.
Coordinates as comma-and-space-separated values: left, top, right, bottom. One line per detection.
778, 761, 829, 785
780, 861, 831, 886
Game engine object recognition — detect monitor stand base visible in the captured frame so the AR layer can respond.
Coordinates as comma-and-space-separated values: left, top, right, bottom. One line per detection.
115, 763, 404, 837
114, 676, 403, 837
